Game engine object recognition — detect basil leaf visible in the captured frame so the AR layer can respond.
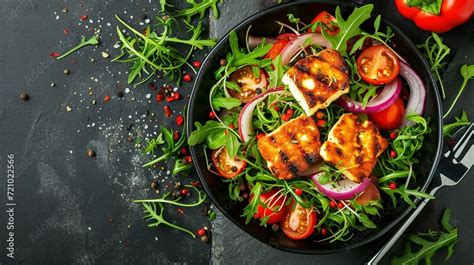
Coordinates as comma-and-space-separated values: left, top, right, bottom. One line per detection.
211, 97, 241, 111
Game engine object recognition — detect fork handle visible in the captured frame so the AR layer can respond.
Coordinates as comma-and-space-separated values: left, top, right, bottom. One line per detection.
364, 197, 430, 265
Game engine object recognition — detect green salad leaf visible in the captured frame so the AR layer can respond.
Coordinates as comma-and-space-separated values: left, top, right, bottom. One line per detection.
211, 97, 241, 111
391, 209, 458, 265
188, 120, 241, 158
175, 0, 223, 21
444, 64, 474, 118
323, 4, 373, 54
443, 111, 471, 137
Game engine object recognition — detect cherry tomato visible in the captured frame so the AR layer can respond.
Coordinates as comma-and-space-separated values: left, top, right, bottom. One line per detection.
280, 203, 317, 240
264, 33, 297, 60
308, 11, 339, 35
356, 45, 400, 85
355, 182, 381, 206
252, 189, 288, 224
228, 66, 268, 103
211, 147, 247, 179
368, 98, 406, 130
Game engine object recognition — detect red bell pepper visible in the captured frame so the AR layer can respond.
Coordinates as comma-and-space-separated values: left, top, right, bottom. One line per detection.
395, 0, 473, 33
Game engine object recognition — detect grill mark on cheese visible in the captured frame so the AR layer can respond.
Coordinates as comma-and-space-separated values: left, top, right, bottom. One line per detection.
320, 114, 388, 182
257, 115, 322, 180
282, 49, 350, 116
296, 64, 311, 74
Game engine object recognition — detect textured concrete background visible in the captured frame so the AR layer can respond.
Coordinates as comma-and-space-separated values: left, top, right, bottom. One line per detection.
0, 0, 473, 264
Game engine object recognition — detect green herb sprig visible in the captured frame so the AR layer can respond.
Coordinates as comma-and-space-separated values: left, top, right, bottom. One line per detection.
135, 185, 207, 238
114, 15, 215, 86
391, 209, 458, 265
444, 64, 474, 118
321, 4, 373, 55
418, 33, 451, 99
56, 36, 99, 60
175, 0, 223, 21
443, 111, 471, 137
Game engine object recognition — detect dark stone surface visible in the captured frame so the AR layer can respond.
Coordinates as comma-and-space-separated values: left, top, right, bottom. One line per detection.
0, 0, 472, 264
0, 1, 209, 264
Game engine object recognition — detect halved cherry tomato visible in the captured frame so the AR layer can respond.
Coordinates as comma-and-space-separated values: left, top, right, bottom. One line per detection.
211, 147, 247, 179
281, 203, 317, 240
355, 182, 381, 206
369, 97, 406, 130
356, 45, 400, 85
252, 189, 288, 224
228, 65, 268, 103
264, 33, 297, 60
308, 11, 339, 35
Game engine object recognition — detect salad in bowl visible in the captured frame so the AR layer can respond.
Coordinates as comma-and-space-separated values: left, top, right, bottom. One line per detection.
187, 3, 439, 247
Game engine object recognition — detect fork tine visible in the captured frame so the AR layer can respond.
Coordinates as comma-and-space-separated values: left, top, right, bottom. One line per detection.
454, 124, 474, 159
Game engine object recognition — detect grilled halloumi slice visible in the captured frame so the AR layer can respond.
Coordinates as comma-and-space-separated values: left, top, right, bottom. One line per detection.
257, 115, 321, 180
282, 49, 350, 116
320, 114, 388, 183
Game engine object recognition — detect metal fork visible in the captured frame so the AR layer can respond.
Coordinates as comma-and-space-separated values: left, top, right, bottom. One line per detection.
365, 123, 474, 265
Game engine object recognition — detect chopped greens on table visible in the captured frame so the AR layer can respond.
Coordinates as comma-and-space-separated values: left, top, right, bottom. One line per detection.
188, 4, 436, 242
113, 0, 219, 86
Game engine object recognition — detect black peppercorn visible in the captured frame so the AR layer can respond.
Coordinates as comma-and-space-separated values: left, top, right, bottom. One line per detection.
20, 92, 29, 101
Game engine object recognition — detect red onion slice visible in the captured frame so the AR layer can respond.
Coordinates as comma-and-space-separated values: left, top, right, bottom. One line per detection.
312, 173, 371, 200
238, 87, 288, 143
338, 77, 402, 114
399, 62, 426, 126
281, 33, 332, 65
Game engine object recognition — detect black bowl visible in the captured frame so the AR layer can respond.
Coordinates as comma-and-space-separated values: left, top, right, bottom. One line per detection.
187, 1, 443, 254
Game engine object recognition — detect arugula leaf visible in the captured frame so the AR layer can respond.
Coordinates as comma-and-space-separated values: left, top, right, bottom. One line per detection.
267, 55, 285, 87
207, 129, 226, 149
444, 64, 474, 118
349, 14, 395, 56
114, 15, 215, 86
418, 33, 450, 99
215, 31, 272, 78
188, 120, 241, 157
172, 158, 193, 176
225, 132, 241, 158
241, 182, 263, 224
188, 120, 225, 146
57, 36, 99, 60
323, 4, 373, 54
211, 97, 241, 111
443, 111, 471, 137
175, 0, 222, 21
134, 185, 207, 238
159, 0, 172, 12
391, 209, 458, 265
143, 133, 164, 155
